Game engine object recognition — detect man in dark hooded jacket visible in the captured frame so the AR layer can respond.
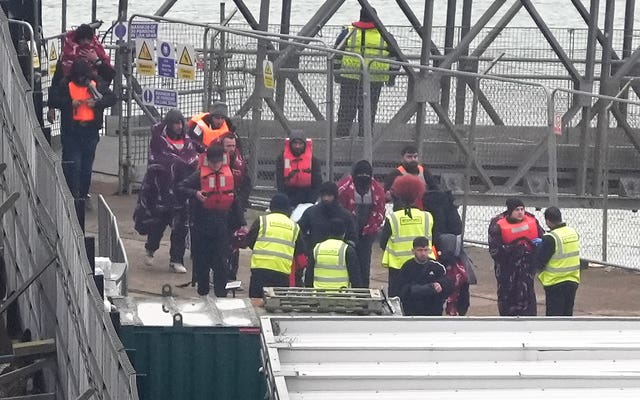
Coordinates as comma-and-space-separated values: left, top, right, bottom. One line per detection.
133, 109, 200, 273
337, 160, 386, 287
298, 182, 358, 256
275, 134, 323, 207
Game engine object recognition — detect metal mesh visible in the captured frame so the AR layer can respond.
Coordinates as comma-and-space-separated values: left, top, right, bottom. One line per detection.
0, 14, 138, 399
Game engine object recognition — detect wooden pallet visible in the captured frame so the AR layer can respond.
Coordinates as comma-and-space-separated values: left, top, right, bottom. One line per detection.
263, 287, 387, 315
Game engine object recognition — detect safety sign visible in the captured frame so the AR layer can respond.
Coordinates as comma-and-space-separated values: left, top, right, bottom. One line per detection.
157, 40, 175, 78
135, 39, 156, 76
141, 87, 178, 108
48, 41, 58, 76
129, 22, 158, 39
176, 44, 196, 81
263, 60, 275, 90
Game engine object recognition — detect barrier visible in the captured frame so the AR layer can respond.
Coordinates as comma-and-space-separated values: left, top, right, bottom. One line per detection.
0, 10, 138, 399
97, 194, 129, 296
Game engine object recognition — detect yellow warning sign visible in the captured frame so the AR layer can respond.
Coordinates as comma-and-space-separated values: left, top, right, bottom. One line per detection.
138, 41, 153, 61
263, 60, 275, 90
135, 39, 156, 76
32, 45, 40, 69
179, 47, 193, 66
48, 41, 58, 76
176, 44, 195, 81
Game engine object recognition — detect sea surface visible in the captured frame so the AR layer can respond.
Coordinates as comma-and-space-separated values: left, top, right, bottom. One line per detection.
42, 0, 640, 38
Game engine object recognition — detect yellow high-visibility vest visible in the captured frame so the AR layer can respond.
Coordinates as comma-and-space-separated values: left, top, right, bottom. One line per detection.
250, 213, 300, 275
340, 27, 391, 82
382, 209, 434, 269
313, 239, 350, 290
538, 225, 581, 287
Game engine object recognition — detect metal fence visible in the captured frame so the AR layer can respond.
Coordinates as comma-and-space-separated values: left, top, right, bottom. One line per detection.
97, 194, 129, 297
0, 11, 138, 400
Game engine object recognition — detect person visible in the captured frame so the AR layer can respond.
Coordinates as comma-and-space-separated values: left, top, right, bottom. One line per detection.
186, 101, 237, 152
305, 218, 363, 289
488, 198, 544, 316
298, 181, 358, 256
247, 193, 305, 299
133, 109, 199, 274
275, 134, 323, 207
47, 58, 116, 227
178, 145, 245, 297
380, 174, 435, 297
334, 7, 397, 138
48, 23, 115, 124
397, 236, 453, 316
220, 133, 252, 283
337, 160, 386, 287
535, 206, 581, 316
384, 145, 433, 209
435, 233, 470, 316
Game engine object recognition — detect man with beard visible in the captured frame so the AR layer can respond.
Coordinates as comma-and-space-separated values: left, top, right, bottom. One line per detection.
384, 145, 434, 209
488, 198, 544, 316
337, 160, 386, 287
298, 182, 358, 257
275, 134, 323, 207
133, 109, 200, 273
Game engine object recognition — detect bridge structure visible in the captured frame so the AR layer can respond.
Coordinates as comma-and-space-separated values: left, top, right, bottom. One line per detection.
1, 0, 640, 399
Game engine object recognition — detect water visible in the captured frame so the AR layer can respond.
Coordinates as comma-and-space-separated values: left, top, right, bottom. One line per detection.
42, 0, 640, 38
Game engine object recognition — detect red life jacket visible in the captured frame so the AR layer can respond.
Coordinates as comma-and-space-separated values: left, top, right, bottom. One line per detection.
496, 214, 540, 244
200, 163, 235, 210
69, 80, 96, 122
190, 113, 230, 147
283, 138, 313, 188
396, 165, 426, 209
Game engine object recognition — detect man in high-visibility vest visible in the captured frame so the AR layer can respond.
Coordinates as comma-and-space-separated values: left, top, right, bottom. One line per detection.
305, 218, 362, 289
535, 206, 581, 316
334, 7, 398, 138
247, 193, 305, 299
380, 174, 435, 297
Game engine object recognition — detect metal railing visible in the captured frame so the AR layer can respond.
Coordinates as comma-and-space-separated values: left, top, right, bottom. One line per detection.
97, 194, 129, 296
0, 10, 138, 400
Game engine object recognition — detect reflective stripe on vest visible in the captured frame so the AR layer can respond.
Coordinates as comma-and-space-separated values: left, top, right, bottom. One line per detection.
190, 113, 230, 147
69, 80, 96, 122
382, 209, 434, 269
313, 239, 350, 289
496, 214, 540, 244
200, 164, 235, 210
538, 226, 581, 286
283, 138, 313, 188
340, 27, 390, 82
250, 213, 300, 275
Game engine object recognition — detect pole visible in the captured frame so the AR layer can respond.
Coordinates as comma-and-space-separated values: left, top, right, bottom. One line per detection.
61, 0, 67, 32
91, 0, 97, 22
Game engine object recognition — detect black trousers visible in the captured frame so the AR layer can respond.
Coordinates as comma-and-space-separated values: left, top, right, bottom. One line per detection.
190, 224, 229, 297
144, 208, 188, 263
387, 268, 401, 297
249, 268, 289, 299
336, 80, 383, 137
355, 234, 375, 288
544, 281, 579, 316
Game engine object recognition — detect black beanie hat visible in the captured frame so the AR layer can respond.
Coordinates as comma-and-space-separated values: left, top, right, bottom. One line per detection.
352, 159, 373, 176
506, 197, 525, 214
269, 193, 290, 213
318, 181, 339, 197
164, 108, 184, 125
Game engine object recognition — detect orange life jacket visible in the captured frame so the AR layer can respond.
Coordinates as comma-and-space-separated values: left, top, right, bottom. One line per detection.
190, 113, 230, 147
69, 80, 96, 122
200, 163, 235, 210
496, 214, 540, 244
283, 138, 313, 188
396, 164, 426, 209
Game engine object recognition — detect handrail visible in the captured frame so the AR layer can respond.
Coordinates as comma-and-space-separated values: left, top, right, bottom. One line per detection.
7, 19, 35, 89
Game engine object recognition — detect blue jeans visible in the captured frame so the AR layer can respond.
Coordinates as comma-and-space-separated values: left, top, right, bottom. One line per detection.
61, 124, 99, 199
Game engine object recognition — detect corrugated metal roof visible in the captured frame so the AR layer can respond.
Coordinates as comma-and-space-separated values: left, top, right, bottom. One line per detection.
260, 317, 640, 399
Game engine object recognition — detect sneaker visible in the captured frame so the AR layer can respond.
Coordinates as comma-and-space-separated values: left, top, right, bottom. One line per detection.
144, 250, 154, 266
170, 262, 187, 274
